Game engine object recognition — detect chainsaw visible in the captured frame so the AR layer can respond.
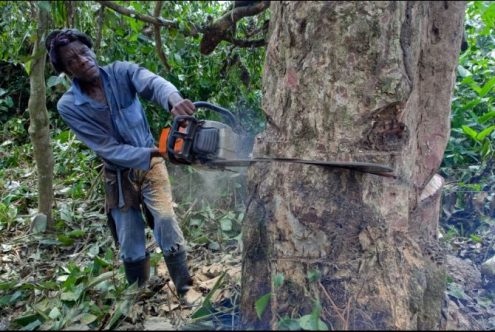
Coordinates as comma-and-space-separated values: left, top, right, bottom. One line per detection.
158, 102, 395, 177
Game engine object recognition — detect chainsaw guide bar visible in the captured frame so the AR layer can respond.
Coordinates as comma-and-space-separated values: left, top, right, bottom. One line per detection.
205, 158, 395, 177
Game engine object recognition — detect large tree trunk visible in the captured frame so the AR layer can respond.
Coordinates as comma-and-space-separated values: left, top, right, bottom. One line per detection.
240, 1, 466, 330
27, 3, 54, 229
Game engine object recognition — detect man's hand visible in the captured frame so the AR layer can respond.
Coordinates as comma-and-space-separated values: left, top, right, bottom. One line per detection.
150, 147, 163, 159
150, 147, 169, 162
169, 93, 195, 118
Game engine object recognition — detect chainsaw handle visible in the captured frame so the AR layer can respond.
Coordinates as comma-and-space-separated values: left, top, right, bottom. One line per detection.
166, 115, 197, 164
193, 101, 239, 130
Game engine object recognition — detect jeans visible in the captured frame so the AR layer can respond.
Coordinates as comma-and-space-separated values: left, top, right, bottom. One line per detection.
111, 157, 185, 263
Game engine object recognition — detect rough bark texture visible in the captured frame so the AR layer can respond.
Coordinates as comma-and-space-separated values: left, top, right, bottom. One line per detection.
27, 5, 54, 227
240, 1, 466, 330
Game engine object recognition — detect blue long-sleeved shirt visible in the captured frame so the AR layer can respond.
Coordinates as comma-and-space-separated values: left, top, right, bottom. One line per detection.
57, 61, 179, 171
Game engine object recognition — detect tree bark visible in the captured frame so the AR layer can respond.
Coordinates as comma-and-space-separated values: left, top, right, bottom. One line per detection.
240, 1, 466, 330
27, 3, 54, 229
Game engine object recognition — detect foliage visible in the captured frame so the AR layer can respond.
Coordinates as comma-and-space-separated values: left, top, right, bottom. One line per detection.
1, 0, 267, 137
439, 7, 495, 326
2, 247, 134, 331
443, 1, 495, 169
274, 271, 329, 330
440, 1, 495, 246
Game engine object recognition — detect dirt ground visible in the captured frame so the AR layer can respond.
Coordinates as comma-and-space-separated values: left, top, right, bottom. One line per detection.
113, 233, 495, 331
1, 216, 494, 330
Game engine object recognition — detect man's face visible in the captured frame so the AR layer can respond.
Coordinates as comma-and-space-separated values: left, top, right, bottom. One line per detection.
58, 41, 99, 83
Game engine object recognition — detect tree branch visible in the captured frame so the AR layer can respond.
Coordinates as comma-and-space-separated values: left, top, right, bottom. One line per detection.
200, 1, 270, 55
94, 5, 105, 53
96, 0, 270, 55
96, 0, 199, 36
153, 1, 171, 71
66, 1, 75, 27
227, 37, 267, 49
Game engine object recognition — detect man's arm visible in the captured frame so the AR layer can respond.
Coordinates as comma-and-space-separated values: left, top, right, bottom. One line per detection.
58, 100, 156, 170
122, 61, 195, 117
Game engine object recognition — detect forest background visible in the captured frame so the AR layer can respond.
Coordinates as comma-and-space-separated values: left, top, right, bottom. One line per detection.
0, 1, 494, 330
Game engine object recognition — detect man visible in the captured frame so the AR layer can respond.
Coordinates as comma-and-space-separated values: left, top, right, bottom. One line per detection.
46, 28, 195, 296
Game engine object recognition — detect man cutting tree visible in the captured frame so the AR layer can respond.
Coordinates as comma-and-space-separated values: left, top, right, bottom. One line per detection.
46, 28, 195, 297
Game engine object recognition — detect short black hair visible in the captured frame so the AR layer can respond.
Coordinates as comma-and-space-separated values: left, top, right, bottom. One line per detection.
45, 29, 93, 73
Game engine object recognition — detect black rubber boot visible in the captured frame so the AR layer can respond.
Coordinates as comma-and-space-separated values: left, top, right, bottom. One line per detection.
123, 252, 150, 287
163, 250, 193, 296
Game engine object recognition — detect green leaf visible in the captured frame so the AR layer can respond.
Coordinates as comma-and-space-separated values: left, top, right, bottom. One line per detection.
457, 65, 471, 77
38, 239, 62, 246
191, 272, 225, 319
0, 295, 11, 306
24, 60, 32, 75
105, 299, 131, 330
0, 281, 16, 290
481, 139, 491, 157
189, 218, 202, 227
14, 313, 41, 327
481, 2, 495, 28
55, 130, 72, 143
59, 205, 73, 223
470, 234, 482, 243
5, 290, 23, 304
277, 317, 301, 330
174, 53, 182, 64
307, 269, 321, 282
462, 125, 479, 141
20, 319, 42, 331
80, 313, 97, 325
7, 206, 18, 220
478, 111, 495, 124
5, 96, 13, 108
48, 307, 61, 319
220, 218, 232, 232
298, 314, 328, 331
61, 291, 79, 302
175, 35, 185, 49
46, 75, 61, 89
88, 244, 100, 258
462, 76, 482, 94
57, 234, 74, 246
255, 292, 271, 319
274, 273, 284, 288
85, 271, 115, 289
479, 76, 495, 97
448, 283, 467, 300
31, 214, 47, 234
67, 229, 85, 238
476, 125, 495, 140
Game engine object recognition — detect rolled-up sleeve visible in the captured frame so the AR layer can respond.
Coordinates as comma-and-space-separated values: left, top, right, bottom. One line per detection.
122, 61, 180, 112
58, 98, 154, 171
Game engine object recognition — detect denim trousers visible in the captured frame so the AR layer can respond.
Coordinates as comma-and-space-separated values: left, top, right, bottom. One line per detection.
111, 157, 185, 263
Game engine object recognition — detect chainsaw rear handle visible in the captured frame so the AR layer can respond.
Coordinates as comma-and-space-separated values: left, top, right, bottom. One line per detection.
193, 101, 239, 130
160, 101, 239, 164
166, 115, 198, 164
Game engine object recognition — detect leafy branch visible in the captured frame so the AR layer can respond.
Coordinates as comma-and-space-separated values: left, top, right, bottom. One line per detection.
96, 0, 269, 55
199, 1, 270, 55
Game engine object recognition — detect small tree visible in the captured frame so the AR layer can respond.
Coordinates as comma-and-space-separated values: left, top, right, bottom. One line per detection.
27, 1, 54, 229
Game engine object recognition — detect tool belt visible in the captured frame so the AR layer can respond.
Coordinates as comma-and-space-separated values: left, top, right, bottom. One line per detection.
103, 166, 154, 246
